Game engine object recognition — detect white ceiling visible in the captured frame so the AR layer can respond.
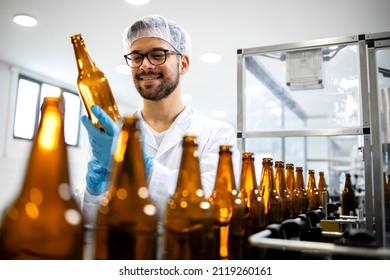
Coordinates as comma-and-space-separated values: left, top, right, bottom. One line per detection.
1, 0, 390, 128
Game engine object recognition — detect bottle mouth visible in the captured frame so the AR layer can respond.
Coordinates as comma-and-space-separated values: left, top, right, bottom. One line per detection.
70, 34, 83, 43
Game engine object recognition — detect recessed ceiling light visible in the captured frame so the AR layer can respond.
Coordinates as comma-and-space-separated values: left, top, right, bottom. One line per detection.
13, 14, 37, 27
201, 52, 221, 63
115, 65, 131, 74
125, 0, 150, 5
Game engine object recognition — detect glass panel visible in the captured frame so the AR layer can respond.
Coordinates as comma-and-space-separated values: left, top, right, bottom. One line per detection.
377, 47, 390, 246
40, 83, 61, 100
245, 135, 364, 204
63, 92, 81, 146
37, 84, 61, 125
13, 79, 40, 139
244, 43, 362, 131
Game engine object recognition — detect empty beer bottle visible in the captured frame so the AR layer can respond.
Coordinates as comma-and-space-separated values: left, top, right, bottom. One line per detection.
317, 171, 330, 207
228, 188, 246, 260
71, 34, 121, 130
285, 163, 301, 218
216, 147, 246, 261
239, 152, 265, 259
0, 96, 84, 259
209, 145, 234, 260
307, 169, 320, 210
164, 135, 218, 259
94, 116, 157, 260
341, 173, 356, 215
295, 167, 309, 214
260, 158, 282, 225
274, 161, 292, 221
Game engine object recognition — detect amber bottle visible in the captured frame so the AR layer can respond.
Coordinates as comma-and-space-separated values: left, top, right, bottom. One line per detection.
285, 163, 301, 218
209, 145, 234, 260
317, 171, 330, 207
164, 135, 218, 260
71, 34, 121, 130
0, 96, 84, 259
260, 158, 282, 225
341, 173, 356, 215
274, 161, 292, 221
94, 116, 157, 260
307, 169, 320, 210
228, 187, 246, 260
295, 167, 309, 214
238, 152, 265, 259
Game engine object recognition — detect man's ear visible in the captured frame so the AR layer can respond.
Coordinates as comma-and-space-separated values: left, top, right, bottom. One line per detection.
180, 54, 190, 75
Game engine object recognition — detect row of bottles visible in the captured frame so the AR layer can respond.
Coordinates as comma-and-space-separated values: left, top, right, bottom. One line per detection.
0, 94, 359, 260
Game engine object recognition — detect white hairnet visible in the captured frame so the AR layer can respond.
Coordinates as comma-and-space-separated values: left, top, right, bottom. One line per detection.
122, 15, 192, 57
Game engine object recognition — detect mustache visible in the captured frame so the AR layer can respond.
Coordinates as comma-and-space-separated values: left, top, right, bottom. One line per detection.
135, 70, 162, 79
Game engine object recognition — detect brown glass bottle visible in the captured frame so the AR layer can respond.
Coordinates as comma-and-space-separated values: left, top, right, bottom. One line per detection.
164, 135, 218, 260
341, 173, 356, 215
238, 152, 265, 259
260, 158, 282, 225
285, 163, 301, 218
229, 187, 246, 260
94, 116, 157, 260
209, 145, 234, 260
295, 167, 309, 214
274, 161, 292, 221
212, 145, 246, 260
317, 171, 330, 207
71, 34, 121, 130
307, 169, 320, 210
0, 96, 84, 259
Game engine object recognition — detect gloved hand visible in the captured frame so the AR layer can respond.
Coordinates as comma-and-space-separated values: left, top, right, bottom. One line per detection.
141, 131, 154, 179
81, 105, 120, 170
81, 105, 119, 196
85, 156, 110, 196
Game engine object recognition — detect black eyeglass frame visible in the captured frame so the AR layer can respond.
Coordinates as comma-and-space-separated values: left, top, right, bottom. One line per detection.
124, 49, 182, 68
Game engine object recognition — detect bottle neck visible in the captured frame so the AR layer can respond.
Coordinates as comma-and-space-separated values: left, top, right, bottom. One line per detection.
295, 171, 305, 191
110, 117, 146, 195
239, 157, 257, 193
318, 175, 326, 189
215, 151, 235, 193
22, 98, 69, 195
285, 168, 295, 191
260, 163, 275, 192
275, 166, 287, 192
307, 172, 316, 191
344, 175, 353, 191
71, 36, 96, 73
175, 142, 203, 194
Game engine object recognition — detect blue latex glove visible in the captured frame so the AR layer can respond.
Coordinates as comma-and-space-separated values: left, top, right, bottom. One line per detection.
85, 156, 110, 196
81, 105, 119, 170
81, 105, 119, 196
141, 131, 154, 179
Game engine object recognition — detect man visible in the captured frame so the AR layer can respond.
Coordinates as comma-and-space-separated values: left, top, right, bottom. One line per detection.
75, 14, 240, 258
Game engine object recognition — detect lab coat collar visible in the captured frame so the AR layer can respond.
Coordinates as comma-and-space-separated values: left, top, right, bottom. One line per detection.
134, 106, 193, 158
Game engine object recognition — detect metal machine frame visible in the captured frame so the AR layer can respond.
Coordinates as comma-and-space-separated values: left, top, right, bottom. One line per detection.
237, 31, 390, 247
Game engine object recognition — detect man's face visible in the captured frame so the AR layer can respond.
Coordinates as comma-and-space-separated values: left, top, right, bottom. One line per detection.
130, 37, 181, 101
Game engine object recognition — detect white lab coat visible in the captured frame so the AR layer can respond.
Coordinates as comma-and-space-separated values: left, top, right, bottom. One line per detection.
74, 106, 241, 259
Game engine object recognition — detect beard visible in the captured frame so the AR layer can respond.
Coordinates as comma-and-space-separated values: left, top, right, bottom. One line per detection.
134, 65, 180, 101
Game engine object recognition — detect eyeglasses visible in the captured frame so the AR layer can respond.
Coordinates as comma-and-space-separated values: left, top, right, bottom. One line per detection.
124, 49, 182, 68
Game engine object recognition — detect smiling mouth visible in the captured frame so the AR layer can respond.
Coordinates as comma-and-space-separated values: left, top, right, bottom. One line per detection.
140, 75, 160, 81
